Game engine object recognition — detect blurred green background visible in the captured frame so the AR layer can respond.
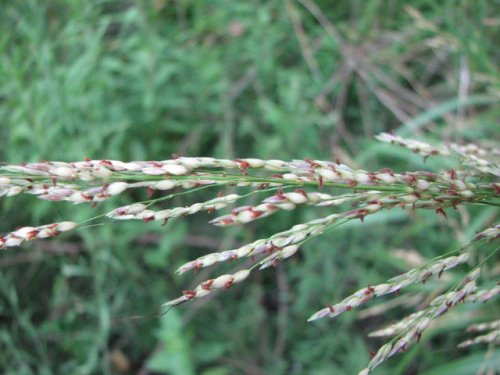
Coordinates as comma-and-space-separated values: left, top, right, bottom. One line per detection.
0, 0, 498, 374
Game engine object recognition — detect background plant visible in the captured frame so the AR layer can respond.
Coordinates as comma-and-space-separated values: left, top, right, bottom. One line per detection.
0, 1, 499, 374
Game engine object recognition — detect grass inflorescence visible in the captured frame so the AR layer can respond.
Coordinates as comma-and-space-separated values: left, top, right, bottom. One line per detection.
0, 134, 498, 374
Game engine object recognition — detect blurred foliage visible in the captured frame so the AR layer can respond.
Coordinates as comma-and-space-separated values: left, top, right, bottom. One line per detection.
0, 0, 498, 374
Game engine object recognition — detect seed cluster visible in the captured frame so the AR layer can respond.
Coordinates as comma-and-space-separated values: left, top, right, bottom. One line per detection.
0, 134, 498, 373
163, 269, 252, 306
0, 222, 77, 249
359, 269, 481, 375
458, 317, 500, 348
308, 253, 471, 322
458, 329, 500, 348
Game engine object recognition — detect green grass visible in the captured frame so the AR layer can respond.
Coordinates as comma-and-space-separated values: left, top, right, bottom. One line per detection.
0, 1, 498, 374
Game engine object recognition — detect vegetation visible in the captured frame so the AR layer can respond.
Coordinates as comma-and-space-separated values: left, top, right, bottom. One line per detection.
0, 1, 498, 374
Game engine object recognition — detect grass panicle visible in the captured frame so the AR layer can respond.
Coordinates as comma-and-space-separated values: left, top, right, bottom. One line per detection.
0, 134, 498, 372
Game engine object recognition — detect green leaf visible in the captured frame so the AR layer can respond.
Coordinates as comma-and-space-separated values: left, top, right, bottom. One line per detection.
422, 349, 500, 375
147, 311, 195, 375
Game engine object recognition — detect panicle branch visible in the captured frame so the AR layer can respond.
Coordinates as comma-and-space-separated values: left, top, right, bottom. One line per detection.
466, 319, 500, 333
307, 252, 471, 322
162, 269, 251, 306
458, 329, 500, 348
376, 133, 500, 176
0, 222, 77, 249
359, 269, 482, 375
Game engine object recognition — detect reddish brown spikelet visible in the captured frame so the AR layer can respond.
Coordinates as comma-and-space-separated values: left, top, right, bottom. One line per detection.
416, 332, 422, 343
201, 280, 214, 290
26, 230, 39, 240
274, 191, 286, 201
270, 242, 283, 251
368, 172, 378, 182
295, 188, 307, 197
438, 267, 445, 279
381, 168, 394, 176
304, 158, 320, 168
365, 286, 375, 295
435, 207, 448, 219
235, 159, 250, 173
115, 207, 127, 215
266, 245, 275, 254
147, 187, 155, 198
221, 218, 235, 226
474, 232, 486, 241
182, 290, 197, 299
407, 174, 417, 185
99, 160, 113, 168
422, 171, 438, 180
96, 193, 108, 201
81, 193, 93, 201
327, 304, 335, 313
249, 209, 263, 219
358, 209, 369, 222
193, 264, 202, 273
